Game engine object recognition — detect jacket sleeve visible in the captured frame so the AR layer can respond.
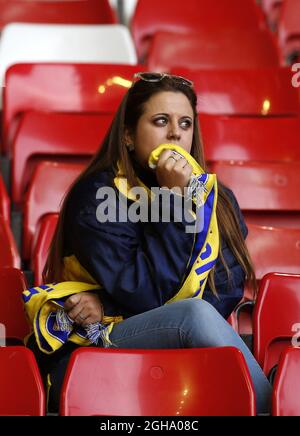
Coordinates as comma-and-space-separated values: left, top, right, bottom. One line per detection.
67, 181, 196, 315
202, 187, 247, 319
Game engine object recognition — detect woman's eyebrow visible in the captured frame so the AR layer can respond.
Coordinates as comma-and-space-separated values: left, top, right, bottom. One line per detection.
151, 113, 193, 119
151, 113, 169, 117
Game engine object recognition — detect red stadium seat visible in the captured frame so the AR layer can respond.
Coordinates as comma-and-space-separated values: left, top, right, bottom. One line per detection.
23, 161, 85, 261
233, 222, 300, 336
211, 161, 300, 228
0, 173, 10, 223
0, 216, 20, 269
246, 224, 300, 280
278, 0, 300, 63
60, 347, 256, 416
201, 115, 300, 163
227, 312, 239, 332
11, 112, 112, 205
235, 224, 300, 335
211, 161, 300, 211
171, 67, 299, 115
0, 0, 116, 30
147, 29, 279, 72
132, 0, 267, 61
3, 63, 145, 155
0, 267, 29, 342
272, 347, 300, 416
32, 214, 58, 285
261, 0, 283, 30
0, 346, 45, 416
253, 273, 300, 377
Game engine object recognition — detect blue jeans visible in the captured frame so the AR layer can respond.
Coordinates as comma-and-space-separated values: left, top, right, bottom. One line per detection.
48, 299, 272, 414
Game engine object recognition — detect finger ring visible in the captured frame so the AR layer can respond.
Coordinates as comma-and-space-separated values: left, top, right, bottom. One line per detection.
172, 151, 183, 158
79, 314, 86, 320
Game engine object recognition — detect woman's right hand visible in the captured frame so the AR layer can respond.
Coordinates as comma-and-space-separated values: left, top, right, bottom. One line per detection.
155, 149, 193, 194
64, 292, 103, 327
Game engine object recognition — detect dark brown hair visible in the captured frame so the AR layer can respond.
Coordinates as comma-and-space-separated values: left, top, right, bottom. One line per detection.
44, 76, 256, 297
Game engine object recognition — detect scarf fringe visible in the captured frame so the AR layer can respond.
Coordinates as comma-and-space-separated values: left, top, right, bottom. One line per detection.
56, 309, 112, 348
85, 323, 112, 348
56, 309, 74, 332
187, 175, 208, 208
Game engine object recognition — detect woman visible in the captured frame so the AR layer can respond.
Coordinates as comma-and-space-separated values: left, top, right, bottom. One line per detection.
27, 73, 271, 414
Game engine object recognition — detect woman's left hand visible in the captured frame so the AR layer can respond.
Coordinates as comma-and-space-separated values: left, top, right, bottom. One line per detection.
64, 292, 103, 327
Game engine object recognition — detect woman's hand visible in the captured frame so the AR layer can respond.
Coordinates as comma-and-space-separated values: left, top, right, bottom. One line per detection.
155, 150, 193, 194
64, 292, 103, 327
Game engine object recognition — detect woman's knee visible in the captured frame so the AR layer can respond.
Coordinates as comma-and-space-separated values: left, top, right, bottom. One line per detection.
175, 298, 220, 322
170, 299, 232, 347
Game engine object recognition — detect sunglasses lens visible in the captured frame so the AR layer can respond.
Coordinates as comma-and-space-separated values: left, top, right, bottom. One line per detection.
183, 79, 193, 87
133, 72, 193, 88
173, 76, 193, 87
138, 73, 163, 82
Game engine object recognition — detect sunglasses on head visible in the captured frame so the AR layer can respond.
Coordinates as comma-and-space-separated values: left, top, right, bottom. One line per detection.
133, 72, 194, 88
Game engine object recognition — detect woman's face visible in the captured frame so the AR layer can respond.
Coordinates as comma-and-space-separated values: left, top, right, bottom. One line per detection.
130, 91, 194, 169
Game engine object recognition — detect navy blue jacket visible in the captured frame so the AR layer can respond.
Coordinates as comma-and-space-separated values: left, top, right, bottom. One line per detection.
64, 168, 247, 321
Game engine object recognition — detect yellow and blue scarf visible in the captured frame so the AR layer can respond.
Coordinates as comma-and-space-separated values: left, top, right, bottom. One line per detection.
23, 144, 219, 354
22, 281, 122, 354
116, 144, 220, 303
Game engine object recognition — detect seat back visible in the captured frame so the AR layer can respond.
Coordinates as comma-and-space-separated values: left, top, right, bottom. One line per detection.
3, 63, 145, 153
0, 23, 137, 92
0, 346, 45, 415
0, 0, 116, 30
0, 173, 10, 223
61, 347, 256, 416
172, 67, 299, 115
211, 161, 300, 228
235, 225, 300, 336
132, 0, 266, 60
253, 273, 300, 376
278, 0, 300, 62
201, 115, 300, 162
0, 217, 20, 269
211, 161, 300, 213
246, 225, 300, 280
32, 214, 59, 285
0, 267, 29, 342
23, 161, 85, 260
147, 29, 279, 71
273, 347, 300, 416
261, 0, 283, 30
11, 111, 112, 205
